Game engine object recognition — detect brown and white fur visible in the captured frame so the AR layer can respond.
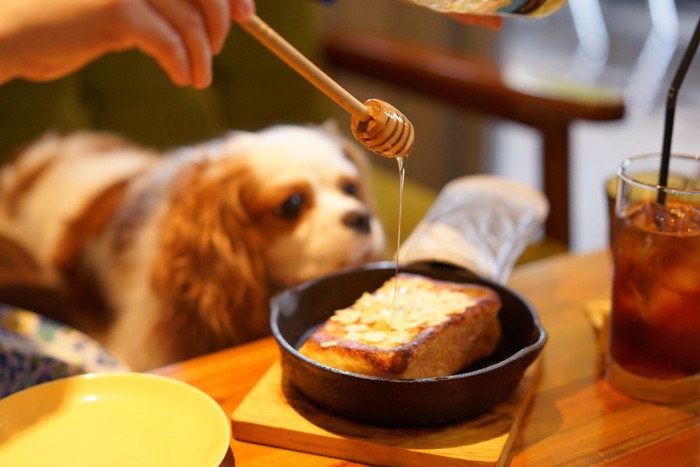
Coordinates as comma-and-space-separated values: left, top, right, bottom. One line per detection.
0, 124, 385, 370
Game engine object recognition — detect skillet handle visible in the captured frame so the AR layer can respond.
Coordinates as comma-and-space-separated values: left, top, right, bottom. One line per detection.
397, 175, 548, 284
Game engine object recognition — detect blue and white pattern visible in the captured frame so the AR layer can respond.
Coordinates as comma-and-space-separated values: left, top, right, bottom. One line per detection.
0, 306, 129, 397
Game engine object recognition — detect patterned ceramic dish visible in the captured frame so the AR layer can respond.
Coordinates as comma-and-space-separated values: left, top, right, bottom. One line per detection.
0, 306, 128, 397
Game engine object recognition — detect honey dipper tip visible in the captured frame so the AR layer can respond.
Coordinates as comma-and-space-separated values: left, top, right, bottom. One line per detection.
351, 99, 414, 159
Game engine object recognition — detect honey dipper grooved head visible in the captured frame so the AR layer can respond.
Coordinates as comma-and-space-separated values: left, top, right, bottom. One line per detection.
351, 99, 414, 158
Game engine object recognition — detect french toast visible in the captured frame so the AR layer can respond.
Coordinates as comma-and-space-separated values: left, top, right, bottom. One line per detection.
298, 273, 502, 379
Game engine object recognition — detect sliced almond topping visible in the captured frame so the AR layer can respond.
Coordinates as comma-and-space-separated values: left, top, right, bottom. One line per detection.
324, 274, 484, 348
359, 315, 377, 324
361, 331, 386, 343
332, 310, 362, 324
344, 323, 369, 333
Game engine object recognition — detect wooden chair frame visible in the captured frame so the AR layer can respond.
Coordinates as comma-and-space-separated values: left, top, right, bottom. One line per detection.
323, 31, 625, 247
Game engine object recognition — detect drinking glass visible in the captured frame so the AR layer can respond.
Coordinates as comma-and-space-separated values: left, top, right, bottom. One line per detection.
606, 153, 700, 404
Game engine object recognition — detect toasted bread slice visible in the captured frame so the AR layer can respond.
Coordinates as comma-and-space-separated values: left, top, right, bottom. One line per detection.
299, 273, 502, 379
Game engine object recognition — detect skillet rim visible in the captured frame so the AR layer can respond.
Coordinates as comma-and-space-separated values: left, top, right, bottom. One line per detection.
270, 260, 547, 384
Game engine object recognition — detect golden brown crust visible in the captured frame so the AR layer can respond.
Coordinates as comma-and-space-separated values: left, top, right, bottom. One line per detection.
299, 273, 502, 378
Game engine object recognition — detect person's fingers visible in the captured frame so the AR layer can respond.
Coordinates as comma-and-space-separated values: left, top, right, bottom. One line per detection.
190, 0, 231, 54
447, 13, 502, 29
147, 0, 213, 88
230, 0, 255, 22
114, 1, 192, 86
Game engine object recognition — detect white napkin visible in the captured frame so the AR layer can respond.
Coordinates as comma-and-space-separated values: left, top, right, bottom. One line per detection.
398, 175, 549, 283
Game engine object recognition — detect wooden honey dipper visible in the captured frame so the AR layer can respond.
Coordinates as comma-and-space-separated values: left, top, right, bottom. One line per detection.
238, 15, 414, 159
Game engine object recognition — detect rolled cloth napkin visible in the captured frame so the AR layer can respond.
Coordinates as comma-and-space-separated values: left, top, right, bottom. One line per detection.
398, 175, 549, 283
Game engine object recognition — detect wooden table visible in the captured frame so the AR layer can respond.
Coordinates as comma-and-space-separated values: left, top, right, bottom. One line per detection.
152, 250, 700, 466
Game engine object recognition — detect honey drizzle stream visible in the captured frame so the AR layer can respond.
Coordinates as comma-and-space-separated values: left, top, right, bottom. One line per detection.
392, 155, 407, 315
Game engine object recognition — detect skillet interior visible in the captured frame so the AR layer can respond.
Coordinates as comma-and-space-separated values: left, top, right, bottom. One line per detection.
270, 261, 547, 427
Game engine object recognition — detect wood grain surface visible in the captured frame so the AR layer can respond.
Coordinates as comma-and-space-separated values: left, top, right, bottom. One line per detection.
231, 360, 540, 466
153, 250, 700, 466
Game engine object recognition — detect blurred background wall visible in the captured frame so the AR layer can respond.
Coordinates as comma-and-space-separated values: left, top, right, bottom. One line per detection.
322, 0, 700, 252
492, 0, 700, 252
322, 0, 498, 190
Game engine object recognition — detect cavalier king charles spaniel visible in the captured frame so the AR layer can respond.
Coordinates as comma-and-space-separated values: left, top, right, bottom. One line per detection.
0, 124, 386, 370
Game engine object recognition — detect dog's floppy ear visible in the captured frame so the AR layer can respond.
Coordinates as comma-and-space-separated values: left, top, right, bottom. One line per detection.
150, 162, 270, 360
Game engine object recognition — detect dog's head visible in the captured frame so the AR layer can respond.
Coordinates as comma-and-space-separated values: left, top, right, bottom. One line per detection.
152, 123, 385, 351
212, 123, 386, 287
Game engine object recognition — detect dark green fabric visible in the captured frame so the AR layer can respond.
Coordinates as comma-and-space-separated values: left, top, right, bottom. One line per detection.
0, 1, 331, 159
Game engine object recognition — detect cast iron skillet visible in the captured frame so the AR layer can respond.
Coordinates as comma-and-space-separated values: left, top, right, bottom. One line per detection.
270, 261, 547, 427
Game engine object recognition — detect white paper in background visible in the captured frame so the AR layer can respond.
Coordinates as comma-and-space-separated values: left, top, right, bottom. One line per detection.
398, 175, 549, 283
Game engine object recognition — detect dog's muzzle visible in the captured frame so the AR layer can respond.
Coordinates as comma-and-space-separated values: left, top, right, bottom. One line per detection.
342, 210, 372, 234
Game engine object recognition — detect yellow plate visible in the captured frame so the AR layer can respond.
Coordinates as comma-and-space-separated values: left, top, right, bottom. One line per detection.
0, 373, 230, 467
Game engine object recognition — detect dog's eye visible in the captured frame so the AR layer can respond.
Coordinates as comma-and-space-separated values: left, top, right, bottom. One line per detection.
278, 193, 305, 219
342, 181, 359, 197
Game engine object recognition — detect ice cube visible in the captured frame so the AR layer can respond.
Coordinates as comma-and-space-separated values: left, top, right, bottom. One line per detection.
651, 204, 700, 234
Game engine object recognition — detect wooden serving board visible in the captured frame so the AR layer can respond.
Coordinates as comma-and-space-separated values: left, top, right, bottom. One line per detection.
231, 359, 541, 467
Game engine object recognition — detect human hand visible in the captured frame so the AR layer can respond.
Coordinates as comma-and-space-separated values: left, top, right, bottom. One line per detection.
0, 0, 256, 88
397, 0, 502, 29
447, 13, 502, 30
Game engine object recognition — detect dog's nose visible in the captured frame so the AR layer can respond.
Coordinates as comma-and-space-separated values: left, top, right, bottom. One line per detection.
343, 210, 372, 234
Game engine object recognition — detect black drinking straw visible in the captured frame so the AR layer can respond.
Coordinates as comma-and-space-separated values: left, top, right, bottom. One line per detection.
657, 17, 700, 205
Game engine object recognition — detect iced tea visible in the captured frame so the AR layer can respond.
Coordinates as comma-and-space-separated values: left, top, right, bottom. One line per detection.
607, 153, 700, 404
611, 200, 700, 379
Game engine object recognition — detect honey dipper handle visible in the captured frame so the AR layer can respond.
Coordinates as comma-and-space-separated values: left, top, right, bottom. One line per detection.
239, 15, 371, 121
